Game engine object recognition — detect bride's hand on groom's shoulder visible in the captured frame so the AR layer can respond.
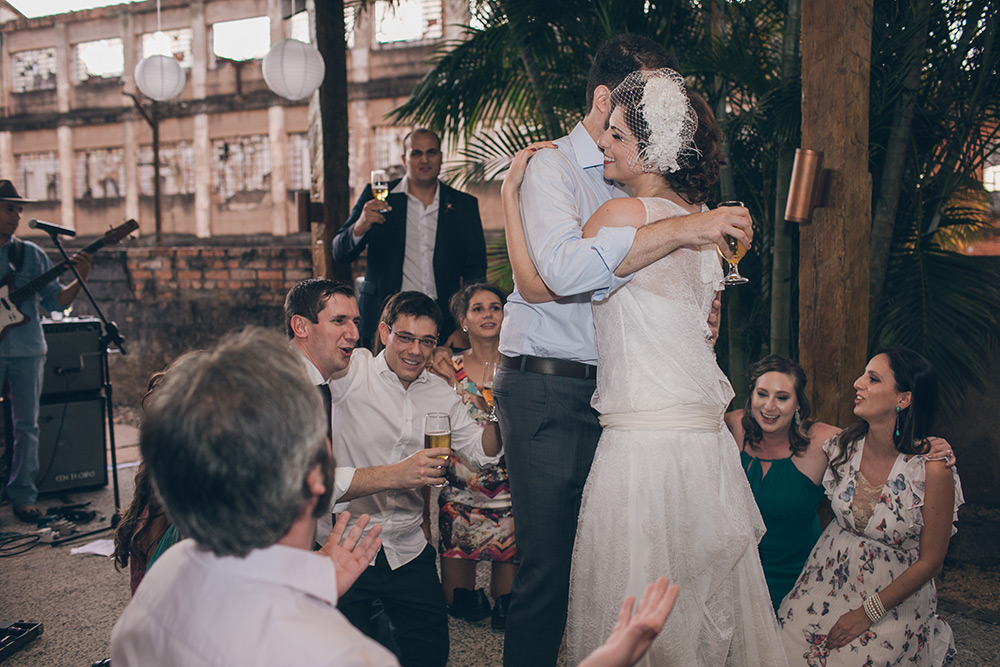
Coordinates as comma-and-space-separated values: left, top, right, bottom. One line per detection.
502, 141, 559, 198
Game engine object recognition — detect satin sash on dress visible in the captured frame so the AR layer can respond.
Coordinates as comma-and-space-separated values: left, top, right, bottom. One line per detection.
598, 403, 724, 432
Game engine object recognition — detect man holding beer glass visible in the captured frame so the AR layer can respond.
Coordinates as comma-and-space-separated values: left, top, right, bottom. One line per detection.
327, 291, 501, 667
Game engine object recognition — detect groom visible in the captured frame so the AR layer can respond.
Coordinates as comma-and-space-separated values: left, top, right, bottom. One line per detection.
494, 35, 753, 667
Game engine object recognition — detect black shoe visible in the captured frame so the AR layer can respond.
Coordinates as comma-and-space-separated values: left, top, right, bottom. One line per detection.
448, 588, 492, 622
491, 593, 510, 630
13, 504, 42, 523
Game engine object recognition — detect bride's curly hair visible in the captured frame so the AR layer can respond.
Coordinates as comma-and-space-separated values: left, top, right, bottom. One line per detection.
665, 91, 725, 205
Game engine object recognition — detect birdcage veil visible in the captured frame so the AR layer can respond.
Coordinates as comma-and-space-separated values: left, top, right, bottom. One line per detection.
610, 68, 698, 174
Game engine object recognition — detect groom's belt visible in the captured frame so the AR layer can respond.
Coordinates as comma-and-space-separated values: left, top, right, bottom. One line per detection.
500, 354, 597, 380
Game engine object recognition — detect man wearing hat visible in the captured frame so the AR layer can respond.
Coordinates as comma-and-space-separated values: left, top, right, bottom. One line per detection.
0, 180, 91, 522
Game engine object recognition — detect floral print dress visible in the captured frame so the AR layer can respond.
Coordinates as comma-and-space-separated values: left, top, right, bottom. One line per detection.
778, 437, 963, 666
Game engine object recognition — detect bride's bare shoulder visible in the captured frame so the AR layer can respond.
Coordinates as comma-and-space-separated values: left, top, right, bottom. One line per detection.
582, 198, 647, 237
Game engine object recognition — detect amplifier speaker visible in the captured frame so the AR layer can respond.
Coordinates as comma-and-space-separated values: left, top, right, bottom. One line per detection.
36, 396, 107, 495
41, 317, 103, 398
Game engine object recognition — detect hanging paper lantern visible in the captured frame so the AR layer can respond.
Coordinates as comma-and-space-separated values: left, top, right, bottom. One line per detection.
262, 38, 326, 101
135, 54, 186, 101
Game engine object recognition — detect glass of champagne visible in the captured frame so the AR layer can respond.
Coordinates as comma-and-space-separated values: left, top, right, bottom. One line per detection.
715, 200, 749, 286
371, 169, 389, 201
482, 361, 498, 423
424, 412, 451, 488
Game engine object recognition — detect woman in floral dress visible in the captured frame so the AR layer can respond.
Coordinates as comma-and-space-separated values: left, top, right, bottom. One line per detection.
438, 283, 518, 629
778, 349, 962, 666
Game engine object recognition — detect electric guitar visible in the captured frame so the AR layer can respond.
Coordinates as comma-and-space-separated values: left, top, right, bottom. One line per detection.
0, 219, 138, 342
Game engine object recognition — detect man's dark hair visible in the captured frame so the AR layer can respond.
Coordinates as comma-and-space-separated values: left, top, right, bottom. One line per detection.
402, 128, 441, 152
284, 279, 356, 338
380, 290, 443, 334
585, 34, 677, 113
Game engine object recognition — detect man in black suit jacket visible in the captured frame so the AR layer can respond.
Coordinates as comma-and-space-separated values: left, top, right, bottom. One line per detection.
332, 129, 486, 348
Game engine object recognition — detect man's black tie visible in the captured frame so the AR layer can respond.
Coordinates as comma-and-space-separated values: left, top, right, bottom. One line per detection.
317, 383, 333, 442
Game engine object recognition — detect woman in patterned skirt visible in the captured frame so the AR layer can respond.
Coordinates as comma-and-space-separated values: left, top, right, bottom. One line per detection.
438, 283, 518, 629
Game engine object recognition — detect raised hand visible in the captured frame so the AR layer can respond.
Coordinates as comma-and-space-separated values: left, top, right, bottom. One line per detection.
354, 197, 392, 236
577, 577, 680, 667
676, 204, 753, 259
319, 511, 383, 596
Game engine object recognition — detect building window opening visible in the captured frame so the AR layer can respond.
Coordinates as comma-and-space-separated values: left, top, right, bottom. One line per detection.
74, 38, 125, 82
15, 152, 60, 200
212, 135, 272, 200
375, 0, 442, 44
141, 28, 194, 69
11, 48, 58, 93
75, 148, 125, 199
212, 16, 271, 62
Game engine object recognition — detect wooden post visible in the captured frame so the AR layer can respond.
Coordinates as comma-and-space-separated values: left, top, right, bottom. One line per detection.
798, 0, 872, 426
312, 0, 352, 283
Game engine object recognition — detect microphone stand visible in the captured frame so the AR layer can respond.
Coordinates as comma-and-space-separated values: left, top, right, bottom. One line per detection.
44, 231, 127, 546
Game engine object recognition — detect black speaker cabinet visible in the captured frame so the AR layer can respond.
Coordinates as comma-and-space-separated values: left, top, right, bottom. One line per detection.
41, 317, 103, 399
36, 396, 107, 495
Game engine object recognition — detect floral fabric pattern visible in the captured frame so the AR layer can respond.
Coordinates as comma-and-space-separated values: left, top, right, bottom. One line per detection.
777, 437, 964, 666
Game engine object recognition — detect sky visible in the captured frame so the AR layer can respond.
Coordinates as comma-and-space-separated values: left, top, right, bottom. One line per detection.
7, 0, 139, 18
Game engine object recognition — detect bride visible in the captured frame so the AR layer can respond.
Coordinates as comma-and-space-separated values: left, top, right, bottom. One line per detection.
501, 69, 785, 666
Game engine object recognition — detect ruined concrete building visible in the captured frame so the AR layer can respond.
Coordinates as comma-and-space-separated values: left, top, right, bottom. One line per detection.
0, 0, 494, 240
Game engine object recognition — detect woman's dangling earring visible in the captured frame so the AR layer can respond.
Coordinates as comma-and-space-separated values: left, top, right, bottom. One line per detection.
894, 405, 901, 438
794, 409, 801, 426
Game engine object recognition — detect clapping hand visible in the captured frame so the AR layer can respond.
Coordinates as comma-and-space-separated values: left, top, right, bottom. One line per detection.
318, 511, 383, 596
578, 577, 680, 667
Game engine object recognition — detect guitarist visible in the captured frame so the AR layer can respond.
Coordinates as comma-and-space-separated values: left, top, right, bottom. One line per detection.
0, 180, 91, 523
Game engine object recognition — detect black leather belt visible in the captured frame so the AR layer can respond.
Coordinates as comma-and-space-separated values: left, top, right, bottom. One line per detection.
500, 354, 597, 380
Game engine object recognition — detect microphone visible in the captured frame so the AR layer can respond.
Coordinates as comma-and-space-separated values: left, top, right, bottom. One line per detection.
28, 219, 76, 237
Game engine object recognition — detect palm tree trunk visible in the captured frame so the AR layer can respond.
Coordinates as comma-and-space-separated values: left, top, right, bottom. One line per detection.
769, 0, 802, 356
868, 0, 931, 332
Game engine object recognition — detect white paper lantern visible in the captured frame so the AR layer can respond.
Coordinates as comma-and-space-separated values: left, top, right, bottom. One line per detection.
135, 54, 186, 101
263, 39, 326, 101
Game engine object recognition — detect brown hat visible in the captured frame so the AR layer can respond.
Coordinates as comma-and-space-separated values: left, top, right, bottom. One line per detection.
0, 180, 35, 203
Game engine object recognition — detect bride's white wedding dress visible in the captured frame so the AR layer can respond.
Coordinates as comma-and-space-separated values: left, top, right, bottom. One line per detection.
566, 198, 787, 666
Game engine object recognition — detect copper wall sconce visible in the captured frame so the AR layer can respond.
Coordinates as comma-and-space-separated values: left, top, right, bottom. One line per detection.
785, 148, 828, 223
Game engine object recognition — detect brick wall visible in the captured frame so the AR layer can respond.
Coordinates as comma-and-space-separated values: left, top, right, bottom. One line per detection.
66, 243, 315, 407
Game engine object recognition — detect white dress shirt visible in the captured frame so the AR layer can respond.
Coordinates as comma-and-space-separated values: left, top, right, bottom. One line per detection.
499, 122, 637, 365
111, 539, 398, 667
294, 347, 355, 505
330, 348, 499, 570
395, 175, 440, 299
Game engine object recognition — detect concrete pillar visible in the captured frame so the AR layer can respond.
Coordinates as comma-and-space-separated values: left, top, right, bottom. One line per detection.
269, 105, 289, 235
57, 125, 74, 228
0, 132, 14, 181
54, 23, 72, 113
123, 119, 140, 227
121, 11, 136, 94
194, 113, 211, 237
190, 1, 207, 99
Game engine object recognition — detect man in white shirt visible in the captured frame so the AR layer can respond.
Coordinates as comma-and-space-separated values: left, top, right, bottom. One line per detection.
284, 278, 450, 521
332, 129, 486, 348
495, 35, 752, 667
330, 291, 501, 667
110, 329, 396, 667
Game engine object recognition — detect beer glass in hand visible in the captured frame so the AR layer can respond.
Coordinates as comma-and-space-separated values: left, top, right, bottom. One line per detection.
371, 170, 389, 201
482, 361, 498, 423
715, 200, 749, 286
424, 412, 451, 488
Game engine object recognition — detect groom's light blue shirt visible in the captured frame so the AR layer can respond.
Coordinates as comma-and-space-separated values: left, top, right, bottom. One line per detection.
499, 123, 635, 366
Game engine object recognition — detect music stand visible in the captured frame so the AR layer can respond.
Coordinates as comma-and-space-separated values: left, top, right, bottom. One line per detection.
43, 231, 127, 546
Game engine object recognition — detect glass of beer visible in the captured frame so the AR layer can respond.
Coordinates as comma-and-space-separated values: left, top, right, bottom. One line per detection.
424, 412, 451, 488
715, 200, 750, 286
482, 361, 498, 422
371, 169, 389, 201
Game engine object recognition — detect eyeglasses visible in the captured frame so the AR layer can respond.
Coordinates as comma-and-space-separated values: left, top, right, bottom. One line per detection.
387, 325, 437, 349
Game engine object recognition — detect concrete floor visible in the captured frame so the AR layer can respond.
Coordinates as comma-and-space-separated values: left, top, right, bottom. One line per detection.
0, 424, 997, 666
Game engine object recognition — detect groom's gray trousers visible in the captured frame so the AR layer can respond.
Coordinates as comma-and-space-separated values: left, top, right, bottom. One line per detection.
494, 360, 602, 667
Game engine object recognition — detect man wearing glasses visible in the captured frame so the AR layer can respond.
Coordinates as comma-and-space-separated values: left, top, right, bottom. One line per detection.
0, 180, 91, 523
327, 290, 501, 667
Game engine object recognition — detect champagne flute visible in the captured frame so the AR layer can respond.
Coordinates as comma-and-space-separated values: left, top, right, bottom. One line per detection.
424, 412, 452, 488
715, 200, 750, 286
482, 361, 498, 423
371, 169, 389, 201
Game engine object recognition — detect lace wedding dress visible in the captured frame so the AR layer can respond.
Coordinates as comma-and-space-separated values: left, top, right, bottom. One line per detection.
566, 198, 787, 666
